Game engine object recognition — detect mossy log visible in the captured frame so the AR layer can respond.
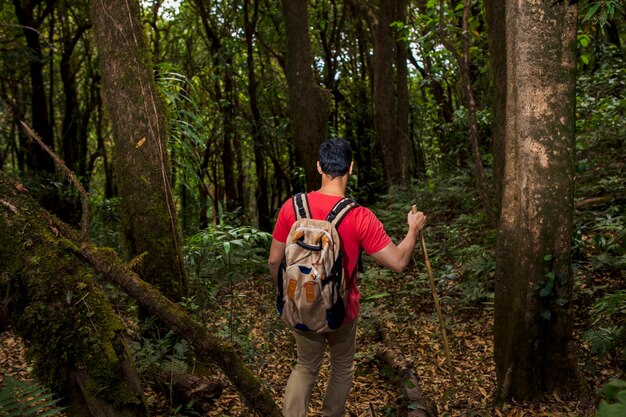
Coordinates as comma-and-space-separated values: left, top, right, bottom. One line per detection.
0, 175, 147, 416
0, 172, 283, 417
375, 321, 437, 417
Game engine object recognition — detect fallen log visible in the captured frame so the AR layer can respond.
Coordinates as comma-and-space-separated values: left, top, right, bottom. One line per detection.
0, 171, 282, 417
375, 322, 437, 417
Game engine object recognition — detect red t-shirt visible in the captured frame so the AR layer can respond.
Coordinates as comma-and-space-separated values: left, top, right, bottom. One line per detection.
272, 191, 391, 323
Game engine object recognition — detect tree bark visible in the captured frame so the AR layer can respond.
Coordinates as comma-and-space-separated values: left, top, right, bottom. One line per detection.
494, 0, 589, 402
91, 0, 187, 301
0, 174, 147, 417
281, 0, 331, 191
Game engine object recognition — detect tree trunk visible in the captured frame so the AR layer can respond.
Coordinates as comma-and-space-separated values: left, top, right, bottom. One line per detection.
494, 0, 589, 402
12, 0, 55, 174
244, 0, 272, 231
281, 0, 331, 191
484, 0, 506, 216
350, 0, 413, 187
0, 174, 147, 417
91, 0, 187, 301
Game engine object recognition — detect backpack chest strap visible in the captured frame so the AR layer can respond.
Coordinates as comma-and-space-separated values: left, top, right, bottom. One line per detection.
326, 198, 358, 227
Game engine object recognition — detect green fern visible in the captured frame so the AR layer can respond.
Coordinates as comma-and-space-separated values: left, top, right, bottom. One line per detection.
0, 376, 65, 417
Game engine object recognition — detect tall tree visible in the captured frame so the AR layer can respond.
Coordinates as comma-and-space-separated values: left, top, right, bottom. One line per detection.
349, 0, 413, 187
281, 0, 331, 191
91, 0, 187, 300
192, 0, 242, 213
484, 0, 506, 216
11, 0, 55, 174
494, 0, 588, 401
244, 0, 271, 231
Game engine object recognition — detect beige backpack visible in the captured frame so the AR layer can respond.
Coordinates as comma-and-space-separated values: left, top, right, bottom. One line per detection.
277, 193, 357, 332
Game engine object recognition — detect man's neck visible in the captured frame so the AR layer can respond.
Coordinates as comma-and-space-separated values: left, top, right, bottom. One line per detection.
317, 174, 348, 197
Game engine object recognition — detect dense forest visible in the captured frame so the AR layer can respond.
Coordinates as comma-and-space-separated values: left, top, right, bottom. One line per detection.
0, 0, 624, 416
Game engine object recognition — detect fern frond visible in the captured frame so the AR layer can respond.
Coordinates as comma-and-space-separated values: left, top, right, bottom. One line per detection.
0, 376, 65, 417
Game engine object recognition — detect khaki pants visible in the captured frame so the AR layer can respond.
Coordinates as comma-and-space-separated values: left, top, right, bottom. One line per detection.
282, 320, 357, 417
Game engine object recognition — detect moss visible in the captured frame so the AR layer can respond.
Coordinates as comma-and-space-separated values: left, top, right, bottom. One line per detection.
0, 177, 143, 408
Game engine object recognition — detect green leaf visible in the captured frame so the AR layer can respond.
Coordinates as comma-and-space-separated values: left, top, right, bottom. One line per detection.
364, 292, 390, 301
223, 241, 231, 255
597, 400, 626, 417
582, 3, 601, 23
540, 309, 552, 320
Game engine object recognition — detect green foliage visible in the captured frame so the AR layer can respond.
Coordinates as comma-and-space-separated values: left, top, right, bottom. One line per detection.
130, 330, 189, 375
596, 379, 626, 417
583, 290, 626, 361
184, 225, 271, 315
580, 1, 625, 27
89, 197, 122, 250
0, 377, 65, 417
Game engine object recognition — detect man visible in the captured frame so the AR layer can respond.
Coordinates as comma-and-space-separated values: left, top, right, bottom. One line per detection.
268, 138, 427, 417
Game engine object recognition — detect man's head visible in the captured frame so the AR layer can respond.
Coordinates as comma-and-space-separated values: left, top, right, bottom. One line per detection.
318, 138, 353, 179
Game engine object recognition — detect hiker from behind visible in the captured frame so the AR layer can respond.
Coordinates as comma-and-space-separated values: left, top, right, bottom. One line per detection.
268, 138, 427, 417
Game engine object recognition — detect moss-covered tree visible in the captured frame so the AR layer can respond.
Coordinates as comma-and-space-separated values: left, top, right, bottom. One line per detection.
494, 0, 589, 401
0, 173, 147, 417
0, 170, 282, 417
91, 0, 186, 300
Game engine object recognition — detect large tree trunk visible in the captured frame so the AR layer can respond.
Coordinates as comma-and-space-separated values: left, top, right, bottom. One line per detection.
91, 0, 187, 300
0, 174, 147, 417
494, 0, 589, 402
281, 0, 330, 191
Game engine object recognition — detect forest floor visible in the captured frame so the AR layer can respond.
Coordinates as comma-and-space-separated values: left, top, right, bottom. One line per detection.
189, 261, 621, 417
0, 267, 615, 417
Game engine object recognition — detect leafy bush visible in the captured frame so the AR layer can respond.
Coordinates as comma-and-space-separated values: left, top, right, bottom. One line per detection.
596, 379, 626, 417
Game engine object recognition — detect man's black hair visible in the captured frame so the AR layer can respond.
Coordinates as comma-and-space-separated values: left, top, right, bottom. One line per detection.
318, 138, 353, 179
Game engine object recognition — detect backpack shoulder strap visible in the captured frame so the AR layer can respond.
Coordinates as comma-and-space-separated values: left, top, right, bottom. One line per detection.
326, 197, 358, 228
292, 192, 311, 220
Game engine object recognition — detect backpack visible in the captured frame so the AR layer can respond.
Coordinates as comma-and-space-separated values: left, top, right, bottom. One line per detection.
276, 193, 357, 333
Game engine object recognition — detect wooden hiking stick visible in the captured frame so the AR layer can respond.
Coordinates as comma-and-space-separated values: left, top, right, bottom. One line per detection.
412, 205, 455, 383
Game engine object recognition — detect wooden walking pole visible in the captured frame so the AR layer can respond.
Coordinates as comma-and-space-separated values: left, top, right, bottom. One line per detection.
412, 205, 455, 383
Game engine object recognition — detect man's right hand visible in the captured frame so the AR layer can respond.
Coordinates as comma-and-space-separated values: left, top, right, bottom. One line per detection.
408, 209, 427, 234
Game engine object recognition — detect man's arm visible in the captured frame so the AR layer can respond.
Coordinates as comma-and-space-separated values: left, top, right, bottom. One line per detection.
268, 238, 285, 290
370, 210, 426, 273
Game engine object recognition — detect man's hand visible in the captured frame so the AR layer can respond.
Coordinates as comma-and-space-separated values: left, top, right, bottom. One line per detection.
408, 208, 427, 235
